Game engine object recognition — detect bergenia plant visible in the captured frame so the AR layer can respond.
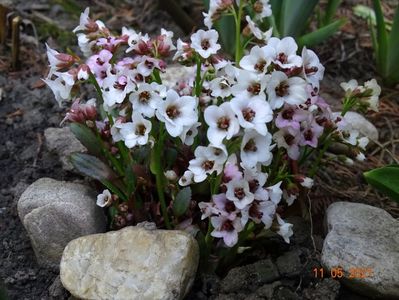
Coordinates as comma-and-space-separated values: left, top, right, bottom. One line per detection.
44, 2, 380, 271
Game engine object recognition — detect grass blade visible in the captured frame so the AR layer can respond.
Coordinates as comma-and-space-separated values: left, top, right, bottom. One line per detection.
372, 0, 388, 76
298, 18, 345, 47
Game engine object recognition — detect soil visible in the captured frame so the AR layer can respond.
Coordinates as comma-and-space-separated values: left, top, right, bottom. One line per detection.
0, 0, 397, 299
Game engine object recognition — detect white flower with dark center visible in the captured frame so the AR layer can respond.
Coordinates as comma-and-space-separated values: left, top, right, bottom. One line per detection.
265, 37, 302, 69
204, 102, 240, 145
102, 68, 135, 107
231, 96, 272, 135
124, 27, 149, 53
241, 130, 273, 169
301, 47, 325, 89
240, 45, 274, 74
43, 70, 75, 107
137, 56, 163, 77
156, 89, 198, 137
129, 82, 163, 117
253, 0, 272, 19
241, 200, 276, 227
276, 214, 293, 243
190, 29, 221, 59
226, 179, 255, 209
266, 71, 307, 109
96, 189, 113, 207
243, 168, 268, 200
73, 7, 105, 33
110, 118, 124, 142
245, 16, 273, 42
179, 122, 201, 146
179, 170, 194, 186
211, 215, 243, 247
209, 77, 232, 98
231, 70, 269, 101
120, 112, 152, 148
188, 145, 227, 183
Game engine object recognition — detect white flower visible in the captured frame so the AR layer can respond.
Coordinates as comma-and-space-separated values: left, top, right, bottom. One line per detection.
266, 71, 307, 109
204, 102, 240, 145
276, 214, 293, 243
232, 69, 269, 100
226, 179, 255, 209
179, 122, 201, 146
101, 68, 135, 107
160, 28, 176, 52
96, 189, 112, 207
203, 12, 213, 29
340, 79, 360, 93
209, 77, 232, 98
188, 145, 227, 183
243, 167, 269, 200
190, 29, 221, 59
110, 119, 124, 142
124, 27, 149, 53
231, 97, 272, 135
129, 82, 163, 117
120, 112, 152, 148
300, 177, 314, 188
241, 130, 273, 169
77, 33, 95, 57
254, 0, 272, 19
302, 47, 325, 90
73, 7, 105, 33
239, 45, 274, 74
356, 152, 366, 161
265, 37, 302, 69
364, 79, 381, 112
156, 89, 198, 137
267, 181, 283, 204
179, 170, 194, 186
241, 200, 276, 228
43, 70, 75, 107
283, 191, 297, 206
245, 16, 273, 42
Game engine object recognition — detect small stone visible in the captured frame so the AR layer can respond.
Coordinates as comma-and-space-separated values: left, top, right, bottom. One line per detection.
60, 226, 199, 300
44, 127, 86, 171
322, 202, 399, 298
18, 178, 106, 270
221, 259, 280, 293
302, 278, 340, 300
253, 281, 282, 298
276, 249, 304, 277
335, 111, 379, 141
273, 286, 300, 300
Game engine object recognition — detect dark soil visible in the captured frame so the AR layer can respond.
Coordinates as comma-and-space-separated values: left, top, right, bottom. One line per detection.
0, 0, 396, 299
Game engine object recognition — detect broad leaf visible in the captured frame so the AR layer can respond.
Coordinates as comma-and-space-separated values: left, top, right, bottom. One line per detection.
364, 166, 399, 203
173, 187, 192, 217
323, 0, 342, 26
215, 15, 236, 57
69, 123, 102, 157
280, 0, 319, 37
298, 19, 345, 47
386, 5, 399, 83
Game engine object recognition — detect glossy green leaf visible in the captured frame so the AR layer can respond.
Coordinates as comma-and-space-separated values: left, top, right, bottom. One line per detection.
173, 187, 192, 217
373, 0, 388, 76
280, 0, 319, 37
69, 123, 102, 157
215, 15, 236, 57
364, 166, 399, 203
298, 18, 345, 47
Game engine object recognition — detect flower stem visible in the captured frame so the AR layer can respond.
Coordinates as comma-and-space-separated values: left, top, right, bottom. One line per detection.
194, 55, 202, 97
234, 0, 244, 65
153, 123, 172, 229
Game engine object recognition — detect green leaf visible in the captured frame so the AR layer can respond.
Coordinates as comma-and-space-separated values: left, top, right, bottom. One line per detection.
280, 0, 319, 37
215, 15, 236, 57
69, 123, 102, 157
364, 166, 399, 203
173, 187, 192, 217
373, 0, 388, 76
323, 0, 342, 26
124, 163, 136, 197
298, 18, 345, 47
386, 5, 399, 83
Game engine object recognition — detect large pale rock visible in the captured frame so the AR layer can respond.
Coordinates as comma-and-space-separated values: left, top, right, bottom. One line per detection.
335, 111, 379, 141
18, 178, 106, 270
160, 65, 195, 88
322, 202, 399, 299
44, 127, 86, 171
60, 226, 199, 300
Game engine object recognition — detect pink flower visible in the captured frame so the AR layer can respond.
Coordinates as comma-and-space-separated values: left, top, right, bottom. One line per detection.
61, 98, 97, 124
86, 49, 113, 83
299, 120, 324, 148
275, 105, 308, 130
211, 215, 243, 247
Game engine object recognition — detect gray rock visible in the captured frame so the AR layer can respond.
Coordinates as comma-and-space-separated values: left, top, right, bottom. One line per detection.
18, 178, 106, 270
273, 286, 300, 300
322, 202, 399, 299
48, 276, 68, 298
44, 127, 86, 171
302, 278, 340, 300
160, 65, 195, 88
60, 226, 199, 300
335, 111, 379, 141
276, 249, 303, 277
221, 259, 280, 293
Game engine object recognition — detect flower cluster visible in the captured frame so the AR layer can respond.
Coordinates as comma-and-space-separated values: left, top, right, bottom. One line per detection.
44, 3, 380, 254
